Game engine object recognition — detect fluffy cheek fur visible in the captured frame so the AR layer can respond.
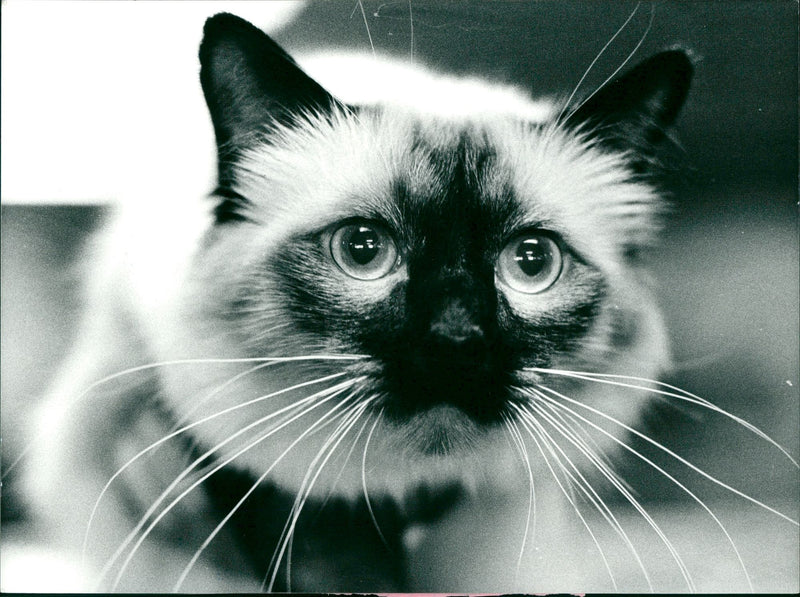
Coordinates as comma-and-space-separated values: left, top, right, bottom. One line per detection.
146, 113, 670, 501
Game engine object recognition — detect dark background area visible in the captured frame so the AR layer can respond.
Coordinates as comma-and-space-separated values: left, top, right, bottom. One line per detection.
1, 0, 797, 524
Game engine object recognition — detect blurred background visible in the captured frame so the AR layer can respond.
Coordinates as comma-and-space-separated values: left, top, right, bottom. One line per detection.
2, 0, 797, 589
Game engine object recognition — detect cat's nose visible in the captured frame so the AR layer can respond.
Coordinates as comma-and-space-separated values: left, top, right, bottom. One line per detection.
422, 294, 495, 381
428, 299, 485, 346
411, 266, 494, 336
426, 298, 489, 374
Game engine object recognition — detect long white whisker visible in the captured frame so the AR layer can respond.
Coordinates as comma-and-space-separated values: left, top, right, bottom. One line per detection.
556, 1, 641, 124
514, 401, 662, 591
520, 397, 666, 593
536, 382, 761, 591
3, 355, 366, 481
562, 2, 655, 124
528, 388, 627, 490
512, 405, 619, 591
83, 371, 350, 564
362, 408, 391, 551
105, 380, 360, 591
267, 398, 368, 589
173, 391, 369, 592
110, 393, 344, 591
285, 400, 371, 592
528, 366, 798, 467
502, 413, 535, 585
171, 360, 281, 430
315, 408, 374, 513
408, 0, 414, 63
87, 356, 364, 392
356, 0, 376, 58
265, 397, 373, 592
532, 376, 799, 524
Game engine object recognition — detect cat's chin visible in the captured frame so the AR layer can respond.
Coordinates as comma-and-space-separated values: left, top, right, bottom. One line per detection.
392, 403, 490, 456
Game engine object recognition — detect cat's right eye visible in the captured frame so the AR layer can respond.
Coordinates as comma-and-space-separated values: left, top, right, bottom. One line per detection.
496, 231, 563, 294
329, 220, 399, 281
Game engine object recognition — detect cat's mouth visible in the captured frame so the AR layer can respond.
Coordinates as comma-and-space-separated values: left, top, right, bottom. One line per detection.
393, 403, 487, 455
371, 342, 517, 428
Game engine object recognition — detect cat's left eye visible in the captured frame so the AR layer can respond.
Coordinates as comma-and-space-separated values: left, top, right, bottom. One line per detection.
496, 232, 563, 293
329, 220, 399, 280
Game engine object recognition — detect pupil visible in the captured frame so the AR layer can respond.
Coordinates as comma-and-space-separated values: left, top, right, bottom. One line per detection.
514, 238, 548, 276
347, 226, 381, 265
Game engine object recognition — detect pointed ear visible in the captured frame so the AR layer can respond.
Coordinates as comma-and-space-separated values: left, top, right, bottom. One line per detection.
199, 13, 340, 149
566, 50, 693, 161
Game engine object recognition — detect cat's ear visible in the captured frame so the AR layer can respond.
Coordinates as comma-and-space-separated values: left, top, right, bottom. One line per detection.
566, 50, 693, 162
199, 13, 341, 149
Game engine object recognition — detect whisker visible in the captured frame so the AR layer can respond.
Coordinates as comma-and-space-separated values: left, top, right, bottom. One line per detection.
528, 366, 798, 468
266, 399, 368, 584
279, 402, 377, 580
276, 403, 372, 591
562, 3, 655, 124
3, 355, 366, 481
171, 358, 335, 473
285, 401, 372, 592
264, 397, 373, 592
174, 391, 369, 592
362, 407, 392, 551
556, 1, 642, 124
535, 382, 764, 591
513, 401, 661, 591
519, 397, 669, 593
408, 0, 414, 63
528, 390, 627, 491
314, 408, 374, 514
501, 413, 535, 585
356, 0, 377, 58
103, 380, 360, 591
511, 405, 619, 591
177, 371, 278, 475
83, 371, 351, 564
171, 360, 282, 430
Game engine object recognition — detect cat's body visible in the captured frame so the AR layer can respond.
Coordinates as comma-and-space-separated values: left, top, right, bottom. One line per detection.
21, 12, 780, 593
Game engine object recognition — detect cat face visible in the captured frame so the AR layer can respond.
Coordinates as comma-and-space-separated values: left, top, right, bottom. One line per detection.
153, 13, 691, 500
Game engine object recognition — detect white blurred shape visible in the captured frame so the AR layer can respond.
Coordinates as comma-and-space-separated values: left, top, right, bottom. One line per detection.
1, 1, 306, 204
0, 543, 92, 592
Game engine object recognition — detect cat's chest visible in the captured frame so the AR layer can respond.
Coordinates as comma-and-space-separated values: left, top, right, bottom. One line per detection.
202, 465, 465, 591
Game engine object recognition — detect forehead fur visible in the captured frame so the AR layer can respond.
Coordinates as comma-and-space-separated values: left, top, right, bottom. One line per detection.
229, 106, 661, 276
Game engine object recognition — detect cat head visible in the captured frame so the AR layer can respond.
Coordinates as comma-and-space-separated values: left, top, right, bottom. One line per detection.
157, 13, 692, 498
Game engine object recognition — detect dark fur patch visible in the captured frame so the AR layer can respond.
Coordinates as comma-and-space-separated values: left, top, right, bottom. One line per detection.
211, 187, 252, 224
200, 13, 342, 148
203, 470, 405, 591
202, 468, 462, 591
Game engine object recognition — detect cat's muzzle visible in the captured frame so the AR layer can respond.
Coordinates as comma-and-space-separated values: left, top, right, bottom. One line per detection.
379, 303, 511, 424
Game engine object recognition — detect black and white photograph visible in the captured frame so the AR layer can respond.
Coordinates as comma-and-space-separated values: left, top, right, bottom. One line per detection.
1, 1, 797, 592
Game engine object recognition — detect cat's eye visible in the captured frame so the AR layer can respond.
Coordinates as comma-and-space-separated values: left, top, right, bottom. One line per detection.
329, 220, 399, 280
496, 232, 563, 293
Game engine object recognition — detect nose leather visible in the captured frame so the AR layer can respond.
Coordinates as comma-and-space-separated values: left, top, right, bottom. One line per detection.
429, 299, 485, 344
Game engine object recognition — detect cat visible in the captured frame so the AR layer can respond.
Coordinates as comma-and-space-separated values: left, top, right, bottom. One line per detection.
19, 10, 794, 593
